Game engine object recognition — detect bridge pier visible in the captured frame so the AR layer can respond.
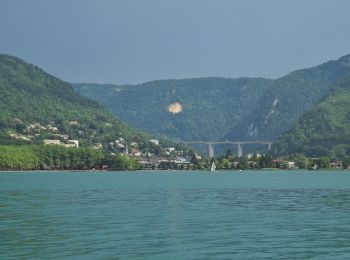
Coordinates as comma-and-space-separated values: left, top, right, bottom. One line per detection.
182, 140, 273, 158
237, 143, 243, 158
208, 143, 214, 158
267, 142, 272, 151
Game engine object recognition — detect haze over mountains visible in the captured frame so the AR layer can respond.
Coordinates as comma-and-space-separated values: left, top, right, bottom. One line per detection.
74, 54, 350, 148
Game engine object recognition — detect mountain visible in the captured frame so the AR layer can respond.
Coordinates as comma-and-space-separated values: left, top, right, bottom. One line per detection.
0, 54, 184, 155
73, 55, 350, 146
225, 54, 350, 141
272, 74, 350, 158
73, 78, 272, 141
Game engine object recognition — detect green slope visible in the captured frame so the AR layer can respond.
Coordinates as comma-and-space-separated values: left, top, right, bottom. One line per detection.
0, 54, 181, 154
224, 54, 350, 141
74, 78, 272, 141
272, 74, 350, 158
74, 55, 350, 144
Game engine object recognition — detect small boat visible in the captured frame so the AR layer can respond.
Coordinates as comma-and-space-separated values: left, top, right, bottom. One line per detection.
210, 161, 216, 172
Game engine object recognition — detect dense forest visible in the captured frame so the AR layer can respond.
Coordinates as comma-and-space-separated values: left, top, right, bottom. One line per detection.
0, 54, 191, 157
74, 78, 272, 141
272, 74, 350, 158
74, 54, 350, 144
225, 54, 350, 140
0, 54, 139, 145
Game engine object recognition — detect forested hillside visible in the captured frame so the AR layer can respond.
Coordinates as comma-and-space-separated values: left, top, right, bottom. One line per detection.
272, 75, 350, 158
74, 78, 272, 141
74, 54, 350, 143
0, 54, 188, 156
225, 54, 350, 140
0, 54, 130, 143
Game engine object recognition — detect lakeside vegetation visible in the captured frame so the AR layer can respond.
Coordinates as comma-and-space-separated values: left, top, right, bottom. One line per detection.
0, 145, 141, 171
203, 150, 347, 171
1, 145, 347, 172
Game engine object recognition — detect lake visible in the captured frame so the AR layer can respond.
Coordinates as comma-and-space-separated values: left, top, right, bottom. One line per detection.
1, 170, 350, 259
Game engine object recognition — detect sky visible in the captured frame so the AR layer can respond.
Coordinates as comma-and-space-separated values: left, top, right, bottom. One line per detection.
1, 0, 350, 84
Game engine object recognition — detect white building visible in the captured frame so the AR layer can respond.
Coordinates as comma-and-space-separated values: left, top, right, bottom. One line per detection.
68, 140, 79, 147
165, 147, 176, 154
69, 121, 79, 126
43, 139, 61, 145
63, 144, 76, 148
195, 153, 202, 160
150, 139, 159, 145
117, 143, 125, 148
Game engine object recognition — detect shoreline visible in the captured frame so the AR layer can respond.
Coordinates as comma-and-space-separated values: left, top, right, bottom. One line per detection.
1, 168, 349, 173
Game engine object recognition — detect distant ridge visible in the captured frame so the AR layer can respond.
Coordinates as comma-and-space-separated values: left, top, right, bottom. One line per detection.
73, 77, 273, 141
225, 53, 350, 141
73, 54, 350, 146
272, 73, 350, 158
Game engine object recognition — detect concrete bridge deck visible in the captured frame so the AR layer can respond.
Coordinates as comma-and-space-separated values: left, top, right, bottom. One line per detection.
181, 140, 273, 158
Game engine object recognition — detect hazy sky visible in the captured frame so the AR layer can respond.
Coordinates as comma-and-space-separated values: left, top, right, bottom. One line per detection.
1, 0, 350, 84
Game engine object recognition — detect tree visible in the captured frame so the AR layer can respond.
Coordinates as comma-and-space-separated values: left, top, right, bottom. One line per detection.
258, 155, 273, 169
237, 156, 249, 170
294, 154, 309, 169
342, 157, 350, 169
317, 156, 331, 169
225, 148, 233, 160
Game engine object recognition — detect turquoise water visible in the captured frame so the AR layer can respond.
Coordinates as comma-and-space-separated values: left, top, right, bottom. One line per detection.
1, 171, 350, 259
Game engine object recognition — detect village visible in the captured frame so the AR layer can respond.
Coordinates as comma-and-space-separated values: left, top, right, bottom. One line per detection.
7, 120, 349, 171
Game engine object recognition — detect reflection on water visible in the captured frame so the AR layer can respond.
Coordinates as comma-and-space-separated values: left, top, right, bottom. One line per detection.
1, 172, 350, 259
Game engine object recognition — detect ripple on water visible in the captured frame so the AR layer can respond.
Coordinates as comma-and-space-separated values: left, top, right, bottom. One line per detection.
1, 172, 350, 259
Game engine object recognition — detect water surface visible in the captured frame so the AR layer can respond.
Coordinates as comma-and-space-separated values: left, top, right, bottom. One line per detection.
1, 171, 350, 259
